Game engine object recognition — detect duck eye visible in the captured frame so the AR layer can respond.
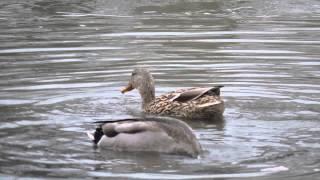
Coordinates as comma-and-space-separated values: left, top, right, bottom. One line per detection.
132, 72, 137, 76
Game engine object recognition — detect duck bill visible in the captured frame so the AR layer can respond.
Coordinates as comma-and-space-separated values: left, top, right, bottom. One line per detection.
121, 84, 134, 94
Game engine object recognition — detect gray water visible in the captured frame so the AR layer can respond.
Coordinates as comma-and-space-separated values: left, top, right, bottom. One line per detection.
1, 0, 320, 179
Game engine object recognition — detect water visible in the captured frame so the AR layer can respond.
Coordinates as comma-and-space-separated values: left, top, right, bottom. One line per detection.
1, 0, 320, 179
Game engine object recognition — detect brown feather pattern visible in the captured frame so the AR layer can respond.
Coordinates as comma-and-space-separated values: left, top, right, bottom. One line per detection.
145, 87, 224, 120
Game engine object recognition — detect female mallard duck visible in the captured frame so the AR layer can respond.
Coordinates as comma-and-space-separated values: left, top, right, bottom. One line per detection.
87, 117, 201, 157
121, 68, 224, 120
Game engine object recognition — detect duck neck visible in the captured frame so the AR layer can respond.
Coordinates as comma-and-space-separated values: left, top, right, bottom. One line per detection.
138, 80, 155, 109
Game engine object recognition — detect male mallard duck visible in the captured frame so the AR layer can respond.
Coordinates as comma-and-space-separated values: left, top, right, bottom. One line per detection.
87, 117, 201, 157
121, 68, 224, 120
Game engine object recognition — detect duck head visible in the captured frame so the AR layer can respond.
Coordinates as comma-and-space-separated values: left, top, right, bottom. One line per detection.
121, 68, 155, 108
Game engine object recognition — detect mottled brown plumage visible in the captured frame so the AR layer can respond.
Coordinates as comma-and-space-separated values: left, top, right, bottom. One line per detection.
121, 68, 224, 120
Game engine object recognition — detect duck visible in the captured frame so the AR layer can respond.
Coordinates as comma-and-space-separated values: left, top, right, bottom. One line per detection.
121, 67, 224, 120
87, 116, 202, 157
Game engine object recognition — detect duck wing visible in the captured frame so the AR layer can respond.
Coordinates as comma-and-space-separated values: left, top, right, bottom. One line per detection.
170, 86, 223, 102
101, 120, 155, 138
88, 118, 149, 144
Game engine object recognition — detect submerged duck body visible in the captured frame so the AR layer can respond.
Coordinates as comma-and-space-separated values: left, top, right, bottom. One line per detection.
87, 117, 201, 157
121, 68, 224, 120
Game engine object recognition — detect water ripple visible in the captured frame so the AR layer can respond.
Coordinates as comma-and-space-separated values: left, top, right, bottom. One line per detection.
0, 47, 123, 54
0, 0, 319, 179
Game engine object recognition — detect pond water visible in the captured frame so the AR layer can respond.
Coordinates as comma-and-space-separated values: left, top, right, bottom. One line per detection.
0, 0, 320, 179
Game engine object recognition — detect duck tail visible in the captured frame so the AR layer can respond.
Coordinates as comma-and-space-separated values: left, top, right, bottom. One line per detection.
211, 86, 223, 96
86, 127, 104, 144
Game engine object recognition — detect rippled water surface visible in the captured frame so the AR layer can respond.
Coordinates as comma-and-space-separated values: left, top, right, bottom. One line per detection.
1, 0, 320, 179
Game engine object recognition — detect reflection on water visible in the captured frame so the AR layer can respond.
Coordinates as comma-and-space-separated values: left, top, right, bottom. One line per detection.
0, 0, 320, 179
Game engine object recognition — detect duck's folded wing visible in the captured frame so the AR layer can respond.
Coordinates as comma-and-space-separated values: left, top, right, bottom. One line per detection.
170, 86, 223, 102
102, 121, 154, 137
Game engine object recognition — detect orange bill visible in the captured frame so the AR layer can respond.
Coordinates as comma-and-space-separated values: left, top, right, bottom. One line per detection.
121, 84, 134, 94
